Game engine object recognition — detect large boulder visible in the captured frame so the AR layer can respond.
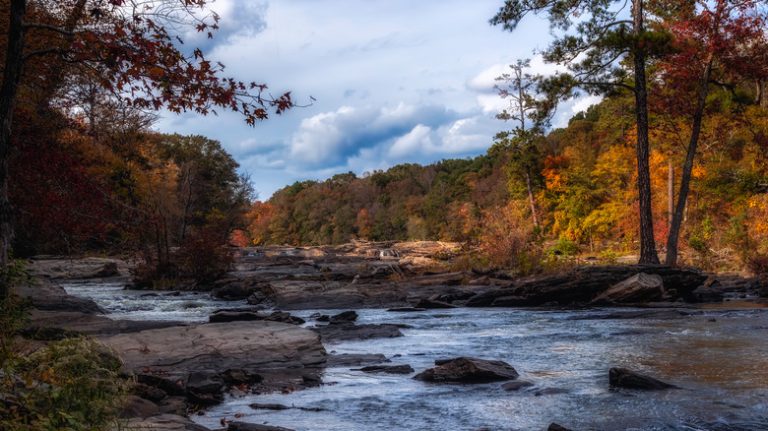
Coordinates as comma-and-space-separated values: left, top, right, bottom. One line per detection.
590, 273, 664, 304
329, 310, 358, 324
609, 367, 677, 390
100, 321, 326, 404
414, 357, 519, 383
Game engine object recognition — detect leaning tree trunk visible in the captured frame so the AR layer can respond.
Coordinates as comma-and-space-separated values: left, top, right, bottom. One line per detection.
525, 170, 539, 229
0, 0, 27, 297
632, 0, 660, 265
665, 59, 713, 266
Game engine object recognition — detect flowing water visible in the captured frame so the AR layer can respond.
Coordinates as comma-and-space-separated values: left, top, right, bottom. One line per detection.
62, 282, 768, 431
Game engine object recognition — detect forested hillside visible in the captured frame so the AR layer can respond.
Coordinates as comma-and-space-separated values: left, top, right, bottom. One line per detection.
249, 90, 768, 271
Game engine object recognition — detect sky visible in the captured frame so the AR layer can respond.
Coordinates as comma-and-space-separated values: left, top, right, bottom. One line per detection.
154, 0, 601, 199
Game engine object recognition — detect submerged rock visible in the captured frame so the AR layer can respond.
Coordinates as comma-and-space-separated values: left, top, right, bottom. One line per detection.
414, 357, 519, 383
228, 422, 295, 431
501, 380, 534, 391
353, 364, 414, 374
325, 353, 389, 367
548, 424, 573, 431
609, 367, 677, 390
249, 403, 324, 412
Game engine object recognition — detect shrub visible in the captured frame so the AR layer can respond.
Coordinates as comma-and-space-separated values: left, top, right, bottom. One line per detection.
548, 238, 579, 257
176, 227, 234, 286
476, 202, 541, 274
746, 254, 768, 276
1, 338, 125, 431
598, 249, 618, 264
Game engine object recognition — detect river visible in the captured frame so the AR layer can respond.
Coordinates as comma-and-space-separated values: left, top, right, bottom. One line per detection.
61, 281, 768, 431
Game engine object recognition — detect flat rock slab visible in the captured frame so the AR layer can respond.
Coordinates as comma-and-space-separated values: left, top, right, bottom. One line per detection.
100, 321, 326, 388
28, 310, 184, 336
414, 357, 519, 383
609, 367, 677, 390
209, 311, 305, 325
115, 414, 211, 431
314, 323, 403, 342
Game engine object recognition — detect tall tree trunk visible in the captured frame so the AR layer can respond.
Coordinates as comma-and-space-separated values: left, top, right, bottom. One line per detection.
668, 158, 674, 228
525, 170, 539, 229
758, 79, 768, 109
632, 0, 660, 264
665, 59, 713, 266
0, 0, 27, 295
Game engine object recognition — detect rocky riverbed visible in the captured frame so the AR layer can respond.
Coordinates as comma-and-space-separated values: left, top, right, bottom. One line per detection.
13, 245, 768, 430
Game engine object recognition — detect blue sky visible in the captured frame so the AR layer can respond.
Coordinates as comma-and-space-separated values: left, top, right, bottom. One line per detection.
154, 0, 600, 198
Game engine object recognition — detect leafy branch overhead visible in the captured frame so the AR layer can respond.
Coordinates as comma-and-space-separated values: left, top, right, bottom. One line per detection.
22, 0, 294, 124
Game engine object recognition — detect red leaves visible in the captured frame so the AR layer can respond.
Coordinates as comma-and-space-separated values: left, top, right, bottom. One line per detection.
27, 0, 292, 127
656, 0, 768, 116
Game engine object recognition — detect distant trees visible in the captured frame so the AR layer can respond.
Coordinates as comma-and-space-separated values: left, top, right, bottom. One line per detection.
247, 89, 768, 273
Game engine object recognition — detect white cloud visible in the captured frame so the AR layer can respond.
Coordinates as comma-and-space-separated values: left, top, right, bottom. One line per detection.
152, 1, 557, 197
389, 124, 433, 158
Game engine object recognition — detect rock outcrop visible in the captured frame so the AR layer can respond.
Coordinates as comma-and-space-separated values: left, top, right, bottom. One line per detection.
466, 265, 707, 307
14, 277, 104, 314
100, 321, 326, 405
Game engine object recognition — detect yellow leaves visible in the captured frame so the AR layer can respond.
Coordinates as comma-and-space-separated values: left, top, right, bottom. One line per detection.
692, 164, 706, 179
